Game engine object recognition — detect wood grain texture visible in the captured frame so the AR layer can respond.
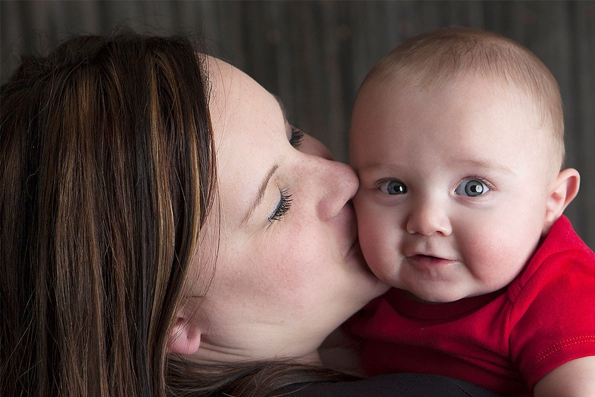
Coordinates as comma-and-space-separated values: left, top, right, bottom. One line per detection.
2, 0, 593, 249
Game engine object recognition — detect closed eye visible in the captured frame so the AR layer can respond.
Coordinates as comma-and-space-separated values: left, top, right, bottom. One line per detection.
269, 188, 292, 221
290, 125, 304, 148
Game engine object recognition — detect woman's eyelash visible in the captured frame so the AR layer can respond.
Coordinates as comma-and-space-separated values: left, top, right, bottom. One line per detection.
269, 188, 292, 222
290, 126, 304, 148
267, 125, 300, 223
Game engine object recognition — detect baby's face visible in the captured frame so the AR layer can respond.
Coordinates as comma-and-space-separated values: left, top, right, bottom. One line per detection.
350, 74, 557, 303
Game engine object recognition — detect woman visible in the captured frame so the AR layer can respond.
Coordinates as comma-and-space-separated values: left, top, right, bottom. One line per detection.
0, 32, 501, 397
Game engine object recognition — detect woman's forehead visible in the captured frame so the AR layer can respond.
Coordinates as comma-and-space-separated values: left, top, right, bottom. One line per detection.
204, 56, 288, 223
206, 56, 242, 129
207, 57, 273, 121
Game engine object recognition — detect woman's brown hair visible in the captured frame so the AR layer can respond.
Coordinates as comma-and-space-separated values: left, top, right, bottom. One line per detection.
1, 32, 216, 396
1, 31, 353, 397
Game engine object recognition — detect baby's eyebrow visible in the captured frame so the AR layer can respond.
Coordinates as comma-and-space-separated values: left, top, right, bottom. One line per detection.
355, 158, 515, 178
354, 162, 405, 173
459, 158, 515, 175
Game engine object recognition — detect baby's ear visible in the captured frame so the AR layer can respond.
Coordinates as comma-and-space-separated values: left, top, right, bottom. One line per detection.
543, 168, 580, 233
167, 315, 202, 355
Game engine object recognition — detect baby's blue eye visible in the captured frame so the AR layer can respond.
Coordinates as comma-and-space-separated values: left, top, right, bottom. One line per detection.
456, 179, 489, 197
379, 180, 407, 195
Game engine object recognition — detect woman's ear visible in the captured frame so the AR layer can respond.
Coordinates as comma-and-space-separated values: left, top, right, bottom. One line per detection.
543, 168, 580, 233
167, 316, 202, 355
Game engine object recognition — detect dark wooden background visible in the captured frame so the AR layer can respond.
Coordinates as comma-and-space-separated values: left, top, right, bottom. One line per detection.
2, 1, 594, 250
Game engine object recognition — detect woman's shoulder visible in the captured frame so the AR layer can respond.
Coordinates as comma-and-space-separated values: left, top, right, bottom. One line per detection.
272, 373, 504, 397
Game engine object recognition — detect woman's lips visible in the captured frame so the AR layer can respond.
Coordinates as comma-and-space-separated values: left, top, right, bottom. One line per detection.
347, 238, 363, 260
349, 237, 359, 252
348, 239, 378, 277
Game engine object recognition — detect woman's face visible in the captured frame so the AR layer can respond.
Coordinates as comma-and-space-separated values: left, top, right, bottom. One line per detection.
185, 57, 387, 364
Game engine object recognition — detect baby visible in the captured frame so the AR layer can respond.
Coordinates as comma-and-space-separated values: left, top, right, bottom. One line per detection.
348, 27, 595, 397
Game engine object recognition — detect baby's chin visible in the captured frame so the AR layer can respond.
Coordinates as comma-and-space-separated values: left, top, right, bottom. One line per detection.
398, 289, 451, 304
397, 287, 481, 304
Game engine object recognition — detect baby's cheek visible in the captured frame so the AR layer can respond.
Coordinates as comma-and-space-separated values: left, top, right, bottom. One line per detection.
352, 198, 396, 269
353, 194, 377, 227
357, 223, 390, 277
460, 227, 526, 288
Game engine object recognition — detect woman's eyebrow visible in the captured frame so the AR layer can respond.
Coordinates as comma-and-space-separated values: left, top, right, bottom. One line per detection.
241, 163, 279, 225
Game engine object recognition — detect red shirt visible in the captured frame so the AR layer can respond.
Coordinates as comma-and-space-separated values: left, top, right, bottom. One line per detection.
349, 216, 595, 396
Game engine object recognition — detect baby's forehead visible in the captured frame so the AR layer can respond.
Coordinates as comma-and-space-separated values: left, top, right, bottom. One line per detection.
373, 71, 551, 132
352, 73, 562, 173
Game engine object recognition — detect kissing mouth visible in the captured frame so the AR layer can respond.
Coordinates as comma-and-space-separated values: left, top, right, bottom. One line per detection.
347, 239, 378, 278
348, 238, 362, 257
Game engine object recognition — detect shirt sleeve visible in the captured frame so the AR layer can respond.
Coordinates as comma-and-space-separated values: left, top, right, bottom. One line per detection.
509, 247, 595, 388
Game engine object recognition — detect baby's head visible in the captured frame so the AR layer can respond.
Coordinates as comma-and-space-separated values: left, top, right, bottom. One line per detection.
350, 27, 580, 303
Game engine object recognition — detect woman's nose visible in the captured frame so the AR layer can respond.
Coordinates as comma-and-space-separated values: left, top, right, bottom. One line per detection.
304, 154, 358, 221
406, 197, 452, 236
317, 160, 359, 221
299, 133, 358, 220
